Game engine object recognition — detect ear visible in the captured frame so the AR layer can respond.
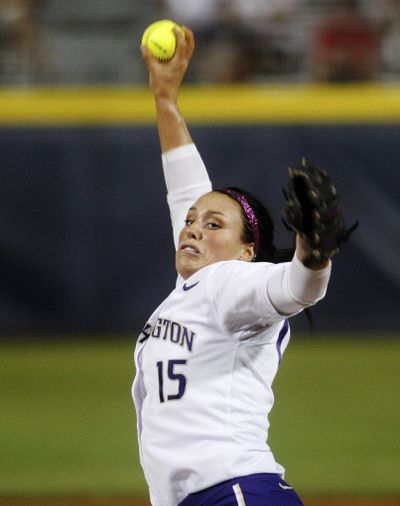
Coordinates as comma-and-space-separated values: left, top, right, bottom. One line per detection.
239, 243, 256, 262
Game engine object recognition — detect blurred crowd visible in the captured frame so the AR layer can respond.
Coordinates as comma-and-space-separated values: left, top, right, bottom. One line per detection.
1, 0, 400, 85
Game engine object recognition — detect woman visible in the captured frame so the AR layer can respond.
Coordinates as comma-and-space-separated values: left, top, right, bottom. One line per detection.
133, 27, 334, 506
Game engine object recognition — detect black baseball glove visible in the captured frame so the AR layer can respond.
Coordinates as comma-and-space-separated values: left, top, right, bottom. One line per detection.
283, 159, 358, 266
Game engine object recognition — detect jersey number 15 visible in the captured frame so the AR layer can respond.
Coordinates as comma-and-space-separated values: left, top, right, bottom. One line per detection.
156, 359, 187, 403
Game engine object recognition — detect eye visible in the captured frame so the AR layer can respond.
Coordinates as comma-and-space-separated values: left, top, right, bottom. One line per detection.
184, 219, 194, 226
206, 222, 221, 230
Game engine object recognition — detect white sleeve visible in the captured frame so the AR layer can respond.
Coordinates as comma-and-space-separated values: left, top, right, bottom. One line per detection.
208, 258, 331, 337
267, 254, 331, 316
162, 143, 212, 250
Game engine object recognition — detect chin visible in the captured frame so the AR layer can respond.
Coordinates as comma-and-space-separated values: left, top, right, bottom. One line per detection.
177, 266, 196, 279
176, 259, 199, 279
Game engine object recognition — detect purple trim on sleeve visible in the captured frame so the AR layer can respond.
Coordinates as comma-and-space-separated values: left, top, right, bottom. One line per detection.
277, 319, 289, 365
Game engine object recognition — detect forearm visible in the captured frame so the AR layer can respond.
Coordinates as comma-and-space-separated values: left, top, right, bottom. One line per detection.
267, 254, 331, 316
142, 26, 195, 153
155, 98, 192, 153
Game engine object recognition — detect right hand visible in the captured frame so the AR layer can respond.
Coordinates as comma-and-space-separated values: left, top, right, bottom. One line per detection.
141, 26, 195, 104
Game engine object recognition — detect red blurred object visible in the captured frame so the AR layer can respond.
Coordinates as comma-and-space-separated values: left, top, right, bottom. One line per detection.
310, 0, 381, 82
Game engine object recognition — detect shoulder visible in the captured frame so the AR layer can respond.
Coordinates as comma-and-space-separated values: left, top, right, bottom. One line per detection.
204, 260, 287, 299
174, 260, 288, 296
206, 261, 289, 332
208, 260, 284, 279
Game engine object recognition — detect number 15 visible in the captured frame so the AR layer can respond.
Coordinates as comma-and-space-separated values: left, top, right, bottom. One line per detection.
156, 359, 187, 403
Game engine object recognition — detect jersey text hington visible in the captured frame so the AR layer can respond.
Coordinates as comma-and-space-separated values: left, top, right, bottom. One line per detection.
138, 318, 195, 352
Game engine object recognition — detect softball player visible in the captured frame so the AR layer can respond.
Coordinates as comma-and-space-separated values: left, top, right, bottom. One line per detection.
133, 27, 336, 506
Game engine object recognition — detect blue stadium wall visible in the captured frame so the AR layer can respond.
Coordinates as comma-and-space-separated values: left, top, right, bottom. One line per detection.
0, 87, 399, 334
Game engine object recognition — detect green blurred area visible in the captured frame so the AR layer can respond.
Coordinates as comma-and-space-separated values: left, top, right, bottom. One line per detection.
0, 336, 399, 499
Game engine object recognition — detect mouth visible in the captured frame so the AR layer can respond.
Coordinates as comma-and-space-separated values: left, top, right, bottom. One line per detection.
180, 243, 200, 256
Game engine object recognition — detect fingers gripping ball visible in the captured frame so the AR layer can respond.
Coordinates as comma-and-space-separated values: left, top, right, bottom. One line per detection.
283, 159, 358, 265
142, 20, 184, 61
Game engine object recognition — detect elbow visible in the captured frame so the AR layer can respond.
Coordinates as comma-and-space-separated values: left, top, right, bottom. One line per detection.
268, 257, 331, 315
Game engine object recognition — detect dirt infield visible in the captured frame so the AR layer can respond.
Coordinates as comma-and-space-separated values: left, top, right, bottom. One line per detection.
0, 498, 399, 506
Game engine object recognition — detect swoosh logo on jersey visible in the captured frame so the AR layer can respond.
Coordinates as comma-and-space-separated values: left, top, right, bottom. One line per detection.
182, 281, 200, 291
278, 483, 293, 490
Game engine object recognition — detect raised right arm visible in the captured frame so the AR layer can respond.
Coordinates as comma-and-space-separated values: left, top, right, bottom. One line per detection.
142, 27, 211, 249
141, 27, 194, 153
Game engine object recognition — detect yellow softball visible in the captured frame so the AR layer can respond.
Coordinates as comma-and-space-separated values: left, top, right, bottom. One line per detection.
141, 19, 184, 61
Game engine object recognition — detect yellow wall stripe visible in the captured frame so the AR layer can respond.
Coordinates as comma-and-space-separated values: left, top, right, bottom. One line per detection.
1, 84, 400, 125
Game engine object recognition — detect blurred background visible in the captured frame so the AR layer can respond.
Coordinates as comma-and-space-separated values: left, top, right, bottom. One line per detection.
0, 0, 400, 86
0, 0, 399, 503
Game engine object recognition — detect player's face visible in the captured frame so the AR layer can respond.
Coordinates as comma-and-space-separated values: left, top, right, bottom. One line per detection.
176, 192, 255, 279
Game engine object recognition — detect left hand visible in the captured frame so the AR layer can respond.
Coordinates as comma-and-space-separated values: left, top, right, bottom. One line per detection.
283, 160, 358, 269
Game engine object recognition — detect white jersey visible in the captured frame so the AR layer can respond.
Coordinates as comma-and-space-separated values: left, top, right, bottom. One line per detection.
132, 144, 331, 506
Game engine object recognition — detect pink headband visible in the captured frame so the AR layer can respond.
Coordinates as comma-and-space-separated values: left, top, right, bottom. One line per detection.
225, 189, 260, 254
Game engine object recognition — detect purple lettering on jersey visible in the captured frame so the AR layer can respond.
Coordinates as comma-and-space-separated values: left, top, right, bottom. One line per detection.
151, 319, 163, 338
161, 319, 171, 340
138, 323, 151, 343
182, 327, 194, 352
276, 319, 289, 365
170, 322, 181, 344
148, 317, 196, 352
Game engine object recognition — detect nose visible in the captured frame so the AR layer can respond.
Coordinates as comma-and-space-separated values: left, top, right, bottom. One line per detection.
186, 221, 202, 240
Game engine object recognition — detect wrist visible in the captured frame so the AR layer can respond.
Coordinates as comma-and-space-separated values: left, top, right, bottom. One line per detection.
295, 235, 330, 270
154, 95, 179, 110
